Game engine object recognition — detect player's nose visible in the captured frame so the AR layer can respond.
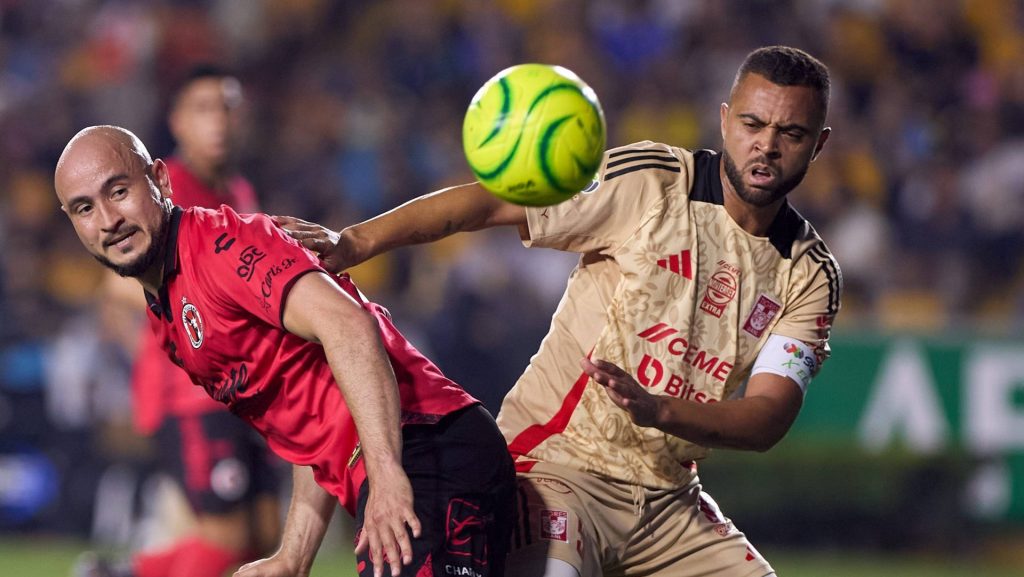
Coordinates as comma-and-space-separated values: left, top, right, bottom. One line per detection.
97, 200, 126, 233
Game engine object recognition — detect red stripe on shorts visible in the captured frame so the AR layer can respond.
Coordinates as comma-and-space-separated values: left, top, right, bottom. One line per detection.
180, 415, 211, 490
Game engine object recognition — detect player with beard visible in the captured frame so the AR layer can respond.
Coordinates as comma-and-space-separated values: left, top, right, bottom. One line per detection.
276, 46, 842, 577
76, 66, 286, 577
55, 125, 516, 577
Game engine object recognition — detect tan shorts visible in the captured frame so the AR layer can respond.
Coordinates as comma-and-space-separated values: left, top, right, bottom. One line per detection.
508, 462, 773, 577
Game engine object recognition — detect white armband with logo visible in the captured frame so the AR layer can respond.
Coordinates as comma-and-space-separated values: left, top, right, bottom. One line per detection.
750, 334, 818, 393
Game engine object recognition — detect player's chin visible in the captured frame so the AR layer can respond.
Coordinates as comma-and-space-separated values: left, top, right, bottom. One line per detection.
106, 252, 152, 278
740, 186, 783, 207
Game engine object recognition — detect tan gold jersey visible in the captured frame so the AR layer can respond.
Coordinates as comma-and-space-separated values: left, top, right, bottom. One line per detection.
497, 141, 842, 490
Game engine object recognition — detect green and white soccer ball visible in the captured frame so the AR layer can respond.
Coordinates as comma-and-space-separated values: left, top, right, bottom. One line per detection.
463, 63, 606, 206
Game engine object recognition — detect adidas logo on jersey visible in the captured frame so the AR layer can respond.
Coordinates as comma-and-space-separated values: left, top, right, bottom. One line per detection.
657, 250, 692, 279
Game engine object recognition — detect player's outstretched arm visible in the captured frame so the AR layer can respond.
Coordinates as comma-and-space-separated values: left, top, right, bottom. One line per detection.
283, 271, 420, 577
275, 182, 527, 274
581, 358, 803, 452
235, 465, 335, 577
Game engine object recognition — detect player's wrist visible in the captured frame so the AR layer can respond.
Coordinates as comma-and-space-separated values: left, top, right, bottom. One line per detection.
363, 451, 404, 480
652, 395, 674, 433
270, 543, 309, 576
340, 225, 374, 265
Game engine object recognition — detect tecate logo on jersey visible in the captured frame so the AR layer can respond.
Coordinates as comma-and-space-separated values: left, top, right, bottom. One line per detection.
700, 260, 741, 318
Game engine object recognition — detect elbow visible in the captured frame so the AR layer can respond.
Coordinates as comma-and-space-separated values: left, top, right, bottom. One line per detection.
750, 436, 781, 453
311, 301, 380, 346
746, 425, 790, 452
344, 305, 381, 337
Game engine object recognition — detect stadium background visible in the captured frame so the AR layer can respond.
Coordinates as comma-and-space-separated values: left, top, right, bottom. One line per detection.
0, 0, 1022, 575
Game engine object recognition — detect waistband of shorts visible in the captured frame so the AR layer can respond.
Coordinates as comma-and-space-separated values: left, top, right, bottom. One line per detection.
401, 402, 484, 439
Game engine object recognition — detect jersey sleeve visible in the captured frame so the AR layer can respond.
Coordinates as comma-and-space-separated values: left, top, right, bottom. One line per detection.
770, 243, 843, 371
523, 141, 683, 254
197, 208, 324, 329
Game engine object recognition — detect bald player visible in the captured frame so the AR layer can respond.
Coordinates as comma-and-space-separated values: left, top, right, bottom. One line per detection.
89, 65, 282, 577
54, 125, 515, 577
277, 45, 842, 577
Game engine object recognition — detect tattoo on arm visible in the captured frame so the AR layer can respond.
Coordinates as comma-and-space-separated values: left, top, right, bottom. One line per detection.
408, 219, 462, 244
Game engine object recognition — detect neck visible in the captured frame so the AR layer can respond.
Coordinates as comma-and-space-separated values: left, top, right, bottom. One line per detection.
719, 162, 784, 237
137, 259, 165, 298
136, 208, 173, 297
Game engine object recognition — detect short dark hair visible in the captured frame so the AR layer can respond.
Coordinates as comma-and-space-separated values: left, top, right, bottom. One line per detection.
170, 63, 238, 105
732, 46, 830, 120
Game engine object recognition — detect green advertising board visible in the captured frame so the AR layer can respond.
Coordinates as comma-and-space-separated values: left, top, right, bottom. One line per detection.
795, 333, 1024, 521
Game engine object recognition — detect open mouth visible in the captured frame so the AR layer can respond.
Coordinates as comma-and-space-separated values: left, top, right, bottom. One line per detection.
749, 164, 777, 187
104, 229, 138, 249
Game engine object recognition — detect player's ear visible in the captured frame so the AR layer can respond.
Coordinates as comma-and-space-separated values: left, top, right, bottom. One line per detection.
719, 102, 729, 141
150, 158, 173, 200
810, 127, 831, 162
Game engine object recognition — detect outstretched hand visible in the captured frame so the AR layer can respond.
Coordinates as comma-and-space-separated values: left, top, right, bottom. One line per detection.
581, 357, 661, 428
273, 215, 352, 273
355, 468, 422, 577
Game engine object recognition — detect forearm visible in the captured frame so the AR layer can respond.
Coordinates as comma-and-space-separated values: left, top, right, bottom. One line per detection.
585, 358, 803, 453
320, 313, 404, 477
280, 273, 421, 575
654, 395, 796, 452
344, 182, 524, 261
282, 274, 405, 476
277, 465, 336, 574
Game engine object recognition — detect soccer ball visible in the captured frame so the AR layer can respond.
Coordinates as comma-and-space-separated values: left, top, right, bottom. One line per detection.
463, 64, 606, 206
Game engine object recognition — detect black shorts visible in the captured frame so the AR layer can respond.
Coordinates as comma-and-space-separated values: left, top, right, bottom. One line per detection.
156, 411, 281, 514
355, 404, 516, 577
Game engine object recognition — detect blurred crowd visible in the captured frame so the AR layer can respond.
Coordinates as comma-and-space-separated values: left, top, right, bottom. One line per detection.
0, 0, 1022, 536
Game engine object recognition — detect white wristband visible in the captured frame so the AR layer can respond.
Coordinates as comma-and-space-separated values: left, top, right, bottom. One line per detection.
750, 334, 817, 393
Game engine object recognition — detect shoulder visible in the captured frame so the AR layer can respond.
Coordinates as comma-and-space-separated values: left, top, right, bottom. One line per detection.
181, 206, 280, 249
176, 206, 235, 260
599, 142, 724, 200
184, 204, 237, 228
587, 141, 704, 207
790, 216, 843, 312
185, 204, 275, 228
600, 140, 691, 183
789, 212, 839, 270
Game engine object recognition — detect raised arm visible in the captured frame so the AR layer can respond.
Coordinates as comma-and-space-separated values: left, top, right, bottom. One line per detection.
281, 271, 422, 577
275, 182, 527, 273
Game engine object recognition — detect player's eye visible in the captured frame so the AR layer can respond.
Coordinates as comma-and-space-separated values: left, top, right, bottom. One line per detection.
74, 203, 93, 216
111, 187, 128, 199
